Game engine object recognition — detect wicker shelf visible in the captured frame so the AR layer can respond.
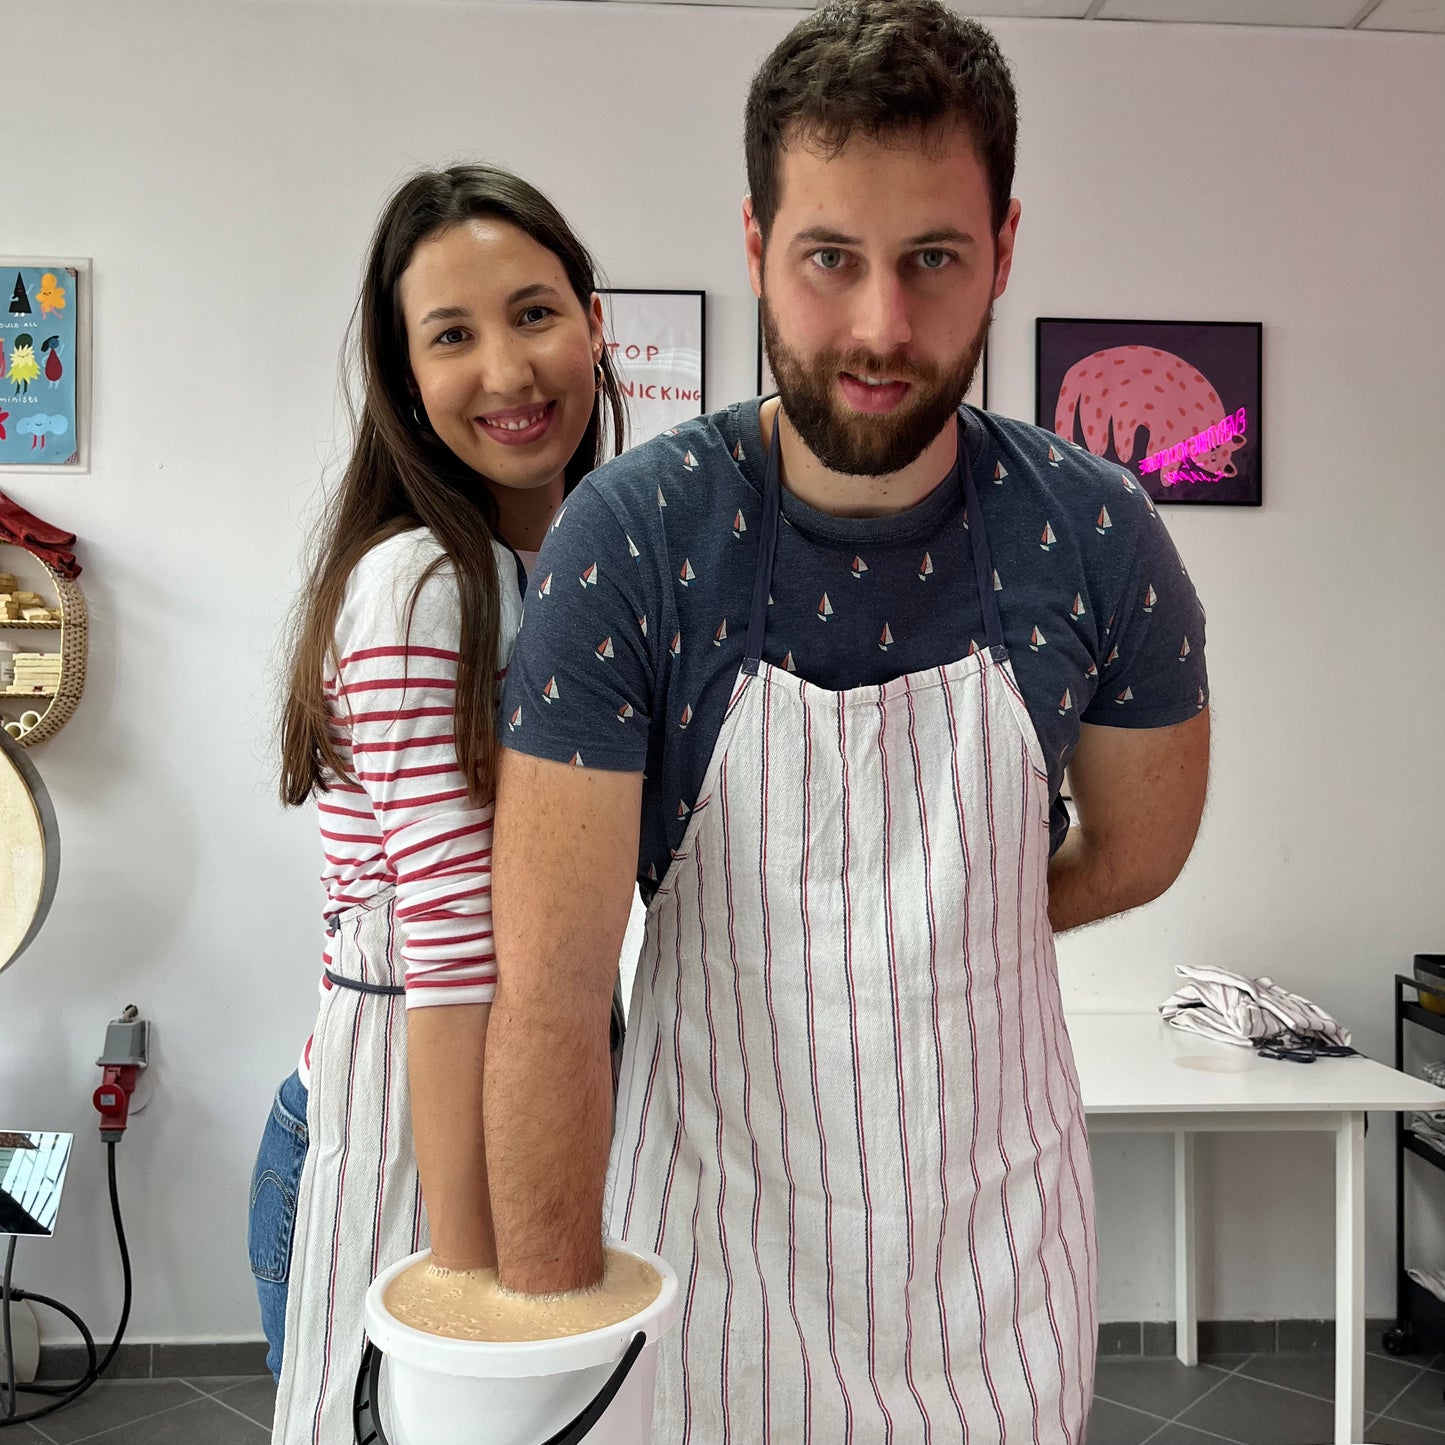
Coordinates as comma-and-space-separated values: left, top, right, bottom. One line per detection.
0, 543, 84, 747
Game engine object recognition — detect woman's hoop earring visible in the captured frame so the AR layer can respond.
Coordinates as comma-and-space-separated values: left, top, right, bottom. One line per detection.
411, 402, 427, 429
594, 361, 605, 394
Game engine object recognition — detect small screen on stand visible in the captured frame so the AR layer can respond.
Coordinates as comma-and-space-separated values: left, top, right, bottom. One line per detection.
0, 1131, 73, 1236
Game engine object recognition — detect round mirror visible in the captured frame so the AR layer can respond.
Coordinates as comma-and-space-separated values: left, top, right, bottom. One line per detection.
0, 727, 59, 974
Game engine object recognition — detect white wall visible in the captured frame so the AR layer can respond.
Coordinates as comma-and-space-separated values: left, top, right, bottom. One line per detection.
1, 0, 1441, 1345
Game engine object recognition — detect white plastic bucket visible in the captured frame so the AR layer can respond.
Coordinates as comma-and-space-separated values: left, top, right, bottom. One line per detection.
361, 1241, 678, 1445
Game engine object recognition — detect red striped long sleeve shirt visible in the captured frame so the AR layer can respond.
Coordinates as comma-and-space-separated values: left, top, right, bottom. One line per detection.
299, 528, 523, 1083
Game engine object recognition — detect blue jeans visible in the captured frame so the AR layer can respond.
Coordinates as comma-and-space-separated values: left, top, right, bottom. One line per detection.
249, 1070, 309, 1382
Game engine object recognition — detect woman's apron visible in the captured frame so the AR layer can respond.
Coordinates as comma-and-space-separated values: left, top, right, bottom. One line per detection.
606, 414, 1098, 1443
271, 893, 420, 1445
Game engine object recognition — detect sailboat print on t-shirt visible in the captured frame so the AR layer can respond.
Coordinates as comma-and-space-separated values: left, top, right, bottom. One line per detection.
542, 676, 560, 704
1058, 689, 1072, 716
595, 636, 614, 662
1096, 507, 1112, 537
679, 704, 693, 729
678, 559, 696, 587
1047, 444, 1062, 466
851, 555, 868, 579
879, 623, 894, 651
616, 702, 634, 722
919, 552, 934, 581
782, 651, 797, 672
669, 632, 682, 658
817, 593, 833, 622
1070, 593, 1086, 621
538, 572, 552, 598
1179, 637, 1191, 661
713, 619, 728, 646
732, 440, 745, 463
627, 535, 640, 558
682, 450, 699, 471
580, 563, 599, 588
1040, 522, 1057, 551
1029, 626, 1046, 652
508, 705, 522, 732
994, 461, 1009, 484
732, 510, 747, 539
1143, 584, 1157, 613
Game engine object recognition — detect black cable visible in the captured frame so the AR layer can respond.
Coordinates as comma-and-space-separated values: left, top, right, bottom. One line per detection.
2, 1238, 15, 1420
0, 1141, 131, 1429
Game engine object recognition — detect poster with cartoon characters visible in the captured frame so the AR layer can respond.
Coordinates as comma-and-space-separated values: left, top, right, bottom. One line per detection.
1036, 318, 1262, 506
0, 260, 86, 470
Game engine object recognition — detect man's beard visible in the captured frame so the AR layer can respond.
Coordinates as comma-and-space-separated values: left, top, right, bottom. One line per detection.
760, 298, 990, 479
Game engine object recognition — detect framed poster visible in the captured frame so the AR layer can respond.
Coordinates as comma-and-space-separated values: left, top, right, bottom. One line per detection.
757, 303, 987, 409
1036, 317, 1261, 506
598, 289, 705, 448
0, 259, 91, 474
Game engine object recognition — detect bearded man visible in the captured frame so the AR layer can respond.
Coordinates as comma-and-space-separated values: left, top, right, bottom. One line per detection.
485, 3, 1211, 1439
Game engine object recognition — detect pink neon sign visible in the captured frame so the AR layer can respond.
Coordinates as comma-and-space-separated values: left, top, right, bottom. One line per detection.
1138, 407, 1249, 485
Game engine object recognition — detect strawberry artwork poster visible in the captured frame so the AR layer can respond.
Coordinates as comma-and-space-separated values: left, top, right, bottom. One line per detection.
1036, 318, 1262, 507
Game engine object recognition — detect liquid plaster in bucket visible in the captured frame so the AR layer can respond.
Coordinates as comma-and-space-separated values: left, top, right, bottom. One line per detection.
362, 1241, 678, 1445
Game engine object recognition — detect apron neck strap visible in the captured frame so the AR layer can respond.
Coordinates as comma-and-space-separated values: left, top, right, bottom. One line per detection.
741, 408, 1005, 673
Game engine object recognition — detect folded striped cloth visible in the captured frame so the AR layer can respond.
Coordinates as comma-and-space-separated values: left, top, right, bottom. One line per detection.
1159, 964, 1351, 1049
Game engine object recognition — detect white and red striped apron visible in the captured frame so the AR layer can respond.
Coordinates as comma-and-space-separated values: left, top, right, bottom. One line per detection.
607, 414, 1098, 1443
272, 892, 422, 1445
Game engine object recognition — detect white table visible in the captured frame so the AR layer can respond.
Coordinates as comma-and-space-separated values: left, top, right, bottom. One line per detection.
1069, 1012, 1445, 1445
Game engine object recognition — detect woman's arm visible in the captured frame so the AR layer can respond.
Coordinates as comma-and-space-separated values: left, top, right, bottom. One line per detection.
408, 1003, 494, 1270
333, 535, 506, 1269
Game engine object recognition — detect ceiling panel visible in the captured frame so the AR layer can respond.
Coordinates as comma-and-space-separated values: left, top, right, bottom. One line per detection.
1098, 0, 1369, 23
1359, 0, 1445, 30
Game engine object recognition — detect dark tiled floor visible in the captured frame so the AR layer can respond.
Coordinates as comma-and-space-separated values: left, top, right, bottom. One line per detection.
1091, 1345, 1445, 1445
4, 1345, 1444, 1441
0, 1377, 275, 1443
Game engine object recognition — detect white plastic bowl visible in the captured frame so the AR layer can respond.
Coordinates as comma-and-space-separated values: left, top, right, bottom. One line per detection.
362, 1241, 678, 1445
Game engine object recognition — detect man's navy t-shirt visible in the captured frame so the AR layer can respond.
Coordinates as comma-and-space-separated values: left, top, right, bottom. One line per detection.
501, 400, 1208, 899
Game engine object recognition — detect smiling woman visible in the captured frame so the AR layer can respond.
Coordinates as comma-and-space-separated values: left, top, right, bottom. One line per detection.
401, 221, 607, 549
255, 164, 627, 1445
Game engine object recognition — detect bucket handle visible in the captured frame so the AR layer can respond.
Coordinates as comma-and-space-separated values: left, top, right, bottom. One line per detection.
356, 1331, 649, 1445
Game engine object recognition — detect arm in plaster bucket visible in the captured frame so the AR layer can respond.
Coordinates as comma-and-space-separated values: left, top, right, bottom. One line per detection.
485, 751, 642, 1294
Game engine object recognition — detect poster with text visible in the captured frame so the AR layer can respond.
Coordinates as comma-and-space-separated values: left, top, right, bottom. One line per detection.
1, 262, 86, 471
600, 290, 705, 448
1036, 318, 1261, 506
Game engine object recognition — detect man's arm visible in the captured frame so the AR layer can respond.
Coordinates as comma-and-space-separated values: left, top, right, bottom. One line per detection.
1048, 709, 1210, 934
485, 749, 643, 1294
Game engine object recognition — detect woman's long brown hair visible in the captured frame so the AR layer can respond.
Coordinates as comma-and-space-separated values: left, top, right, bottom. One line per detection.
279, 166, 626, 807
